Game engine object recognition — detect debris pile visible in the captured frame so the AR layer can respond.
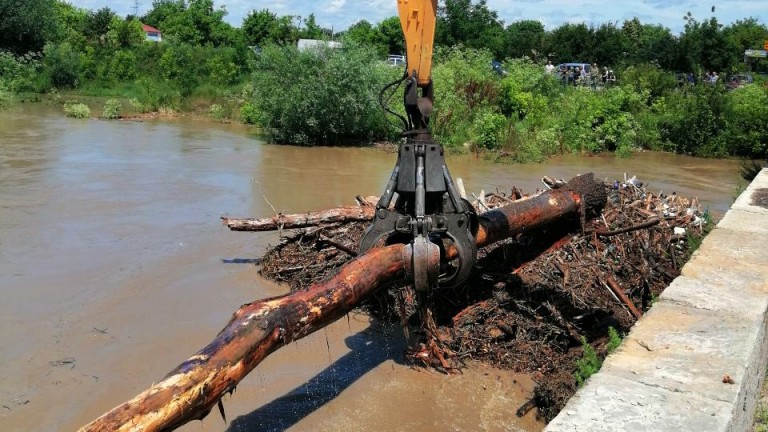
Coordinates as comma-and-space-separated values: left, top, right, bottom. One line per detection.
257, 175, 711, 421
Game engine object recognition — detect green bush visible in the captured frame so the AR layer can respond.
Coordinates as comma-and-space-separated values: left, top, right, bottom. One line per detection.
239, 102, 258, 125
158, 44, 200, 96
471, 109, 507, 149
574, 336, 601, 387
0, 80, 12, 107
102, 99, 121, 119
723, 84, 768, 159
44, 43, 81, 88
659, 84, 728, 156
63, 101, 91, 118
108, 50, 138, 81
431, 47, 501, 147
132, 78, 181, 111
250, 43, 396, 145
606, 327, 622, 353
208, 103, 225, 121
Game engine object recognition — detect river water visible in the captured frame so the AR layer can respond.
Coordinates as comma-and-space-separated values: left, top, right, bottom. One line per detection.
0, 105, 743, 431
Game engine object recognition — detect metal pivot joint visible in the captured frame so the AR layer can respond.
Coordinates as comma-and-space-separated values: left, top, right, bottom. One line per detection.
360, 72, 477, 292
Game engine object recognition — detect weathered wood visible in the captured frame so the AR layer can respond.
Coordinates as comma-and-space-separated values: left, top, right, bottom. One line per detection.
222, 205, 375, 231
79, 174, 605, 432
605, 275, 643, 319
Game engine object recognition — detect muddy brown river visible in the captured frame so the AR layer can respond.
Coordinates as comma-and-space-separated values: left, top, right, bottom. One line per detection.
0, 105, 743, 431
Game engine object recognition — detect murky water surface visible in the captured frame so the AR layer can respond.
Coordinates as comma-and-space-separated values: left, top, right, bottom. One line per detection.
0, 105, 742, 431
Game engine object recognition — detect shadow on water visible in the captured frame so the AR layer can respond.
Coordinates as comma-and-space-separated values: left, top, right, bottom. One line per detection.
227, 320, 405, 432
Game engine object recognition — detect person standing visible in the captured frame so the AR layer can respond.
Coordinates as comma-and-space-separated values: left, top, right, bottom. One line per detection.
545, 60, 555, 74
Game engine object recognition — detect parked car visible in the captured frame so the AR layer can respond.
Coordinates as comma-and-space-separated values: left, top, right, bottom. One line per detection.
557, 62, 592, 74
726, 73, 753, 90
491, 59, 508, 76
386, 55, 406, 67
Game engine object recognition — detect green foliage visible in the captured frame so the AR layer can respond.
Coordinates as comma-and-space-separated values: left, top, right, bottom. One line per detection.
208, 103, 225, 120
431, 47, 500, 146
574, 337, 601, 387
376, 16, 406, 55
620, 63, 677, 100
471, 110, 507, 149
437, 0, 506, 57
250, 43, 395, 145
158, 44, 200, 95
607, 327, 622, 353
108, 50, 138, 81
0, 79, 12, 107
102, 98, 121, 119
84, 7, 115, 43
107, 17, 144, 48
0, 0, 58, 54
723, 84, 768, 160
63, 101, 91, 118
659, 84, 728, 156
147, 0, 237, 47
239, 102, 258, 125
504, 20, 545, 60
133, 78, 181, 111
43, 42, 81, 88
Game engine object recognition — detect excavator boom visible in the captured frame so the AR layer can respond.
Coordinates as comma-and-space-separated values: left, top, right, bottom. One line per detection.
397, 0, 437, 87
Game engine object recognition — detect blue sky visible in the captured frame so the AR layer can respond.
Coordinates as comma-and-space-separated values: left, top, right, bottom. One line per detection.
69, 0, 767, 34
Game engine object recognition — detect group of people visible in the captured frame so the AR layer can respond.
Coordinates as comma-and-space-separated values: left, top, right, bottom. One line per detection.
677, 71, 720, 86
544, 61, 616, 87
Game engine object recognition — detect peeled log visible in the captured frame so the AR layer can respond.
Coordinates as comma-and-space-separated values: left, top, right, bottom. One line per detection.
222, 205, 375, 231
79, 174, 605, 432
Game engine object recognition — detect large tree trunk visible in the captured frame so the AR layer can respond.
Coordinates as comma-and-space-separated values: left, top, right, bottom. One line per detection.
79, 174, 605, 432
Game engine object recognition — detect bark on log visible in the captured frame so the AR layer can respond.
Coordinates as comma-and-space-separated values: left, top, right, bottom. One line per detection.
79, 174, 605, 432
222, 205, 375, 231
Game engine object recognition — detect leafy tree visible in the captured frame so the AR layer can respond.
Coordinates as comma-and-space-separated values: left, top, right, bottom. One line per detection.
250, 43, 395, 145
53, 1, 88, 49
677, 13, 736, 72
436, 0, 505, 57
636, 24, 678, 69
108, 17, 144, 48
591, 23, 628, 66
85, 7, 116, 44
376, 16, 405, 55
43, 41, 81, 87
299, 14, 326, 40
0, 0, 58, 53
504, 20, 545, 59
242, 9, 278, 46
141, 0, 185, 30
543, 23, 593, 63
723, 18, 768, 52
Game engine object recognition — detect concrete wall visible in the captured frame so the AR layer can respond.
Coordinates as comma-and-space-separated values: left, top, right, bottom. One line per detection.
545, 168, 768, 432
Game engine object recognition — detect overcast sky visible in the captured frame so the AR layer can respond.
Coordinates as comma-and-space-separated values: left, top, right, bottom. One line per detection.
69, 0, 767, 34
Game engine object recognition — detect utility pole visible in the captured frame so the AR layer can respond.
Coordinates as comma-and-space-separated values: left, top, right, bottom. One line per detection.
132, 0, 140, 17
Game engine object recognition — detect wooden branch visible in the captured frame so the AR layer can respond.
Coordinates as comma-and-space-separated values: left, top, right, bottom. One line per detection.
79, 174, 605, 432
222, 205, 376, 231
605, 276, 643, 319
79, 245, 407, 432
596, 217, 661, 237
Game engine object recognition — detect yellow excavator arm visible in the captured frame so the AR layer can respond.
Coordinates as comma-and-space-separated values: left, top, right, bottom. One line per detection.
359, 0, 477, 292
397, 0, 437, 87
